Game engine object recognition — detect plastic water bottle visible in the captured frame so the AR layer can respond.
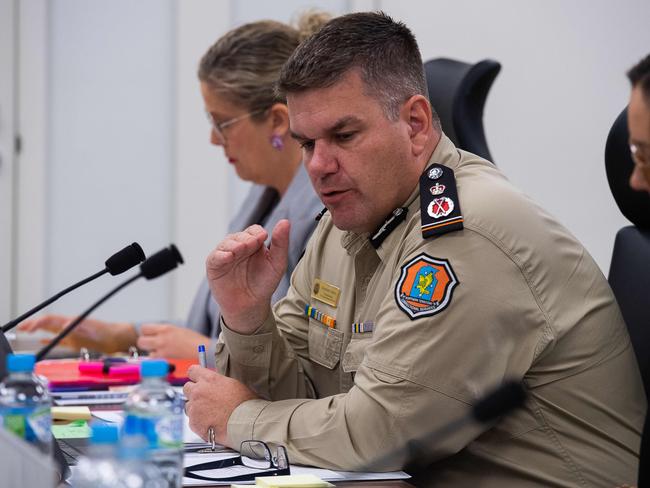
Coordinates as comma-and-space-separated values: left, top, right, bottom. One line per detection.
73, 423, 121, 487
117, 415, 167, 488
123, 360, 183, 487
0, 353, 52, 455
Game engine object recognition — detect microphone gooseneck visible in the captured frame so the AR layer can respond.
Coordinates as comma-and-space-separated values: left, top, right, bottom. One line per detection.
2, 242, 146, 333
36, 244, 183, 361
35, 274, 142, 360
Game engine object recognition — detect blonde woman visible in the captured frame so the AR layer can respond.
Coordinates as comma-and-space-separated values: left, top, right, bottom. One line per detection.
21, 13, 329, 365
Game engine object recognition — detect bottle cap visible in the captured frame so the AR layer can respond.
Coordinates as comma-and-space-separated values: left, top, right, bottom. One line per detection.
91, 423, 119, 444
140, 359, 168, 378
7, 353, 36, 373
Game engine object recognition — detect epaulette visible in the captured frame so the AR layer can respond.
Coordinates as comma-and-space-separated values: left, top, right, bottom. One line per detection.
369, 207, 408, 249
419, 163, 463, 238
315, 207, 328, 221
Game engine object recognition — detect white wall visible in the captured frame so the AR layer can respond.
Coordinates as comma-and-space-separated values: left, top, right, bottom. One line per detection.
0, 0, 16, 319
382, 0, 650, 272
44, 0, 175, 322
7, 0, 650, 326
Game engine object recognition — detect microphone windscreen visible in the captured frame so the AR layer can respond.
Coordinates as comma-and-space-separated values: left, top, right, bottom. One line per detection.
140, 244, 184, 280
472, 380, 526, 424
105, 242, 146, 276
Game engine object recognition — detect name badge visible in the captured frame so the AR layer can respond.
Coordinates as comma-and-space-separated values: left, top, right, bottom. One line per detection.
311, 278, 341, 308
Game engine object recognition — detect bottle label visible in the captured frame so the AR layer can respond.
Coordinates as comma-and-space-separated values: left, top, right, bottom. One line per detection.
157, 415, 183, 449
137, 414, 183, 449
2, 406, 52, 444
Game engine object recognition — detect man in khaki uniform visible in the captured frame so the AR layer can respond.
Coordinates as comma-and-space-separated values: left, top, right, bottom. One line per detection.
184, 12, 646, 486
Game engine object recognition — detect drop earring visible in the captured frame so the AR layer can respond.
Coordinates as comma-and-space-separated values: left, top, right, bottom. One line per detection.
271, 134, 284, 151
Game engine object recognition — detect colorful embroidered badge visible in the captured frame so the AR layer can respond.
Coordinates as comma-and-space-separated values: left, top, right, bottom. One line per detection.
394, 253, 458, 319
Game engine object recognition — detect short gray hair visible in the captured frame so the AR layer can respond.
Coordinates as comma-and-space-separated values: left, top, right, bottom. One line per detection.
277, 11, 437, 124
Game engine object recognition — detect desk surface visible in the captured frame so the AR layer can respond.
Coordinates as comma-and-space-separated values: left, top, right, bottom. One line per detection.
335, 482, 414, 487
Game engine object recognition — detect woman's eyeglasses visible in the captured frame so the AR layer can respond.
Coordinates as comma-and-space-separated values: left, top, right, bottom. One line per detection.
206, 108, 267, 142
184, 440, 290, 483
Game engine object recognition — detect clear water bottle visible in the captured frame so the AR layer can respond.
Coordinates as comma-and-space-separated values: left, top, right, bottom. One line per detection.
117, 415, 167, 488
73, 423, 121, 487
123, 360, 183, 488
0, 353, 52, 455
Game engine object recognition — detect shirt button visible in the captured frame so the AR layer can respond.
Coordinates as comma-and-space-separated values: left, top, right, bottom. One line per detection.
253, 345, 265, 354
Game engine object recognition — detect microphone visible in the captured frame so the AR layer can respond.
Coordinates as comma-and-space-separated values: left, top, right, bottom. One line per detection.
2, 242, 146, 333
365, 380, 527, 475
35, 244, 183, 361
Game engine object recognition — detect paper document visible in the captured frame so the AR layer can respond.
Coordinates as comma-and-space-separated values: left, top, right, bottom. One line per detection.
182, 451, 410, 486
91, 410, 411, 485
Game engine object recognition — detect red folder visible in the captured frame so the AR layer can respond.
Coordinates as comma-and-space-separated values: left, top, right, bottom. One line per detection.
35, 358, 194, 391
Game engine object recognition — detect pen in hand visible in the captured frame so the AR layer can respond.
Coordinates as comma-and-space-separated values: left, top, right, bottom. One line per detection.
198, 344, 207, 368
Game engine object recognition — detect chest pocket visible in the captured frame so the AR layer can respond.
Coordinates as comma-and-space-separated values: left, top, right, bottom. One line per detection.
342, 333, 373, 373
308, 320, 344, 369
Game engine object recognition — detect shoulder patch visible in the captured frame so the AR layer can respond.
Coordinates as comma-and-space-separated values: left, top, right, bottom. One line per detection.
420, 163, 463, 238
394, 253, 458, 319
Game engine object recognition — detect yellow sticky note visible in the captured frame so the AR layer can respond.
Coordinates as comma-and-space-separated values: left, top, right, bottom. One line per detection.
51, 406, 92, 421
255, 474, 334, 487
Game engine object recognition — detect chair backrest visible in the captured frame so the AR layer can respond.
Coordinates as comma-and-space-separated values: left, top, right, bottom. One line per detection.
423, 57, 501, 162
606, 107, 650, 396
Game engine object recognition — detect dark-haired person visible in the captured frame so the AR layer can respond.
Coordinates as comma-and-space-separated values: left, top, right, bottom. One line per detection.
625, 53, 650, 488
19, 14, 327, 366
628, 53, 650, 193
184, 12, 645, 486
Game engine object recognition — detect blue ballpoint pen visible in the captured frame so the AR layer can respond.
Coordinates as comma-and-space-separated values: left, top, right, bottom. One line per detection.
198, 344, 207, 368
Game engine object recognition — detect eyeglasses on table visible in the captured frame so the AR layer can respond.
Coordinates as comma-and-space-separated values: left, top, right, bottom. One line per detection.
184, 439, 290, 483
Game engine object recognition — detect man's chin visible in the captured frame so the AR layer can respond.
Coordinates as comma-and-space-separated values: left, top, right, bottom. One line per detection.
329, 210, 371, 234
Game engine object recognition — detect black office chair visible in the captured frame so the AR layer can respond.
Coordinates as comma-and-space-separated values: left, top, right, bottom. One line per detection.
423, 57, 501, 162
606, 107, 650, 391
605, 107, 650, 487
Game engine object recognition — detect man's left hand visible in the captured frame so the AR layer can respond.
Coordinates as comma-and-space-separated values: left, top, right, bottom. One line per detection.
183, 365, 259, 447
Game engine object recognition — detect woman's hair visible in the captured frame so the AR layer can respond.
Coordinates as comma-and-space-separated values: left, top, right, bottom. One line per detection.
198, 11, 331, 118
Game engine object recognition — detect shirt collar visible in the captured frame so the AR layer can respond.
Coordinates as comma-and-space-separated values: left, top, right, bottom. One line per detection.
340, 133, 460, 259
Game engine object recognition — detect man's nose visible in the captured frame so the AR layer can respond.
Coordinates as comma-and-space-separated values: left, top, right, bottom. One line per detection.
629, 165, 650, 193
307, 141, 338, 177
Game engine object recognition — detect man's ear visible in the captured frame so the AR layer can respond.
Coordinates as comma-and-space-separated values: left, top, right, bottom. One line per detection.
268, 103, 290, 136
402, 95, 433, 157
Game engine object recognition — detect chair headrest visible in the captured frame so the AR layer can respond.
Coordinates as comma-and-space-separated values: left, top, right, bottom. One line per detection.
423, 57, 500, 162
605, 107, 650, 228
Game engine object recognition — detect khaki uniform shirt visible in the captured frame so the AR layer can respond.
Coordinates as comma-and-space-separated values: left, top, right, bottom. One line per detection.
216, 135, 646, 487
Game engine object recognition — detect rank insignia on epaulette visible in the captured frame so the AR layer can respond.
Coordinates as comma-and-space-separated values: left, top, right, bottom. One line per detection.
419, 163, 463, 238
